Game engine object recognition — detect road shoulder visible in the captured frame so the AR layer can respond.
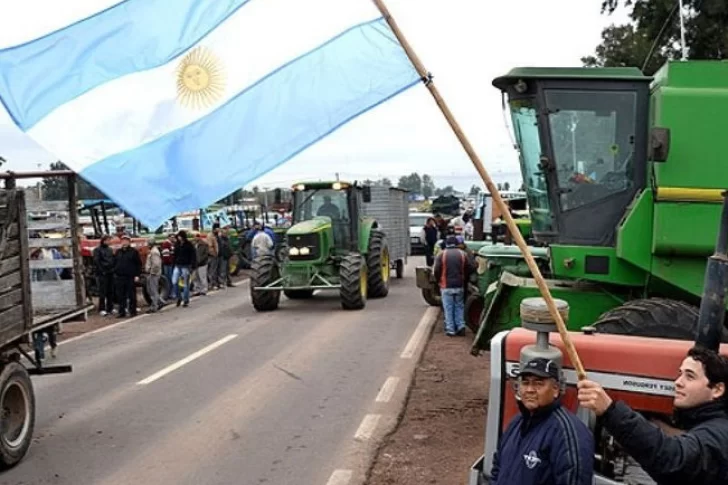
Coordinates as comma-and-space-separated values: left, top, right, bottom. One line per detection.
365, 322, 489, 485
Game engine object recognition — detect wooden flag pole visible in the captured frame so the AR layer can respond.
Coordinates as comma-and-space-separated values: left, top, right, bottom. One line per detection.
371, 0, 587, 380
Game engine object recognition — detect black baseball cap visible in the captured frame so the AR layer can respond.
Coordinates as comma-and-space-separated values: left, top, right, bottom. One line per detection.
517, 357, 560, 380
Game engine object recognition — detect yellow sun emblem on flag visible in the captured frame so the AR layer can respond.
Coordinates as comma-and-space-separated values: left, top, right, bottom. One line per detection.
176, 46, 226, 109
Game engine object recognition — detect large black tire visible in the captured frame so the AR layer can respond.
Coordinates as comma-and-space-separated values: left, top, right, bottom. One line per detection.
366, 231, 390, 299
0, 362, 35, 469
284, 289, 314, 299
250, 255, 281, 312
465, 294, 484, 334
141, 275, 170, 305
340, 254, 367, 310
422, 287, 442, 307
594, 298, 728, 341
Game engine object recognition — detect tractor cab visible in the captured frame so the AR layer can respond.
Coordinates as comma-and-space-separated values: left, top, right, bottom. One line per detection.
290, 181, 364, 255
493, 68, 652, 246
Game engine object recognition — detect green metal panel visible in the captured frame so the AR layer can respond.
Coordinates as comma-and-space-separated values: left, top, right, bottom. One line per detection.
550, 245, 647, 286
653, 202, 721, 257
651, 61, 728, 189
650, 256, 708, 303
471, 272, 629, 352
358, 217, 376, 254
616, 189, 653, 273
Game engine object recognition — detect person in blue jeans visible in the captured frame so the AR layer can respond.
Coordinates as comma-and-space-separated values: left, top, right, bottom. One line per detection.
433, 235, 475, 336
170, 230, 197, 307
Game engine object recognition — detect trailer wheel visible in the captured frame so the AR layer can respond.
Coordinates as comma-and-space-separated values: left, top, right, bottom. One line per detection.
250, 255, 281, 312
594, 298, 728, 341
395, 259, 405, 279
0, 362, 35, 469
421, 287, 442, 307
340, 254, 367, 310
284, 290, 314, 299
367, 231, 390, 298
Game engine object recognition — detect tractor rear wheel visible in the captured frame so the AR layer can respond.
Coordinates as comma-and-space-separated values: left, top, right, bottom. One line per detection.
367, 231, 390, 298
465, 294, 484, 334
284, 289, 314, 299
594, 298, 728, 341
340, 254, 367, 310
250, 255, 281, 312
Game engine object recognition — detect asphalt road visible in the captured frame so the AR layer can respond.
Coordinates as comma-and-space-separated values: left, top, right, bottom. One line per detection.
1, 258, 438, 485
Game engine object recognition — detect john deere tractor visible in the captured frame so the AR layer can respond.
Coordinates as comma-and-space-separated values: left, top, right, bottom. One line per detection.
470, 60, 728, 351
250, 181, 409, 311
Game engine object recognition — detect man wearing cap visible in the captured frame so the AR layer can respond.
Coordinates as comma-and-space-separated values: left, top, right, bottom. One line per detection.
490, 357, 594, 485
114, 234, 142, 318
433, 234, 475, 336
144, 238, 164, 313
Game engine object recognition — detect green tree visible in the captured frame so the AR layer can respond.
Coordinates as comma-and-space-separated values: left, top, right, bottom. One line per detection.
380, 178, 392, 187
584, 0, 728, 75
422, 174, 436, 198
42, 161, 107, 200
469, 185, 482, 196
397, 173, 423, 194
435, 185, 455, 196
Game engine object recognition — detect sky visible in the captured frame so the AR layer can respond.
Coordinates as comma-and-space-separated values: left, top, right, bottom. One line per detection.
0, 0, 631, 192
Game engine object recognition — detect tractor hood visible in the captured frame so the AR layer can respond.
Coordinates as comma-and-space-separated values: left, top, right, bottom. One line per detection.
287, 217, 332, 236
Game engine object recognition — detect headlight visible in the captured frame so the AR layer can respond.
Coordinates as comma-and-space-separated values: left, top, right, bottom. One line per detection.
295, 184, 306, 191
299, 247, 311, 255
332, 182, 342, 190
289, 247, 300, 256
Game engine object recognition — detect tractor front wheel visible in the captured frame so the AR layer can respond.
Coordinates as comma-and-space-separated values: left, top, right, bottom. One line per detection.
594, 298, 728, 341
250, 255, 281, 312
421, 287, 442, 307
367, 231, 390, 298
340, 254, 367, 310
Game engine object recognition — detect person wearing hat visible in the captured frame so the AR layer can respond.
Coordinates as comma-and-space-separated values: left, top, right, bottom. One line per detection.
490, 357, 594, 485
432, 234, 475, 336
144, 237, 164, 313
114, 234, 142, 318
93, 234, 115, 316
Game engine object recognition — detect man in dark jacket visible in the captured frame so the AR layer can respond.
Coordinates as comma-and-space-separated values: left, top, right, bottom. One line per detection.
578, 346, 728, 484
171, 230, 196, 307
93, 235, 115, 316
433, 235, 474, 336
422, 217, 439, 266
114, 234, 142, 318
491, 357, 594, 485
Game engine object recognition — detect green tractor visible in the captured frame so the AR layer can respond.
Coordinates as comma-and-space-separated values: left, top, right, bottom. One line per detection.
250, 181, 409, 311
470, 60, 728, 352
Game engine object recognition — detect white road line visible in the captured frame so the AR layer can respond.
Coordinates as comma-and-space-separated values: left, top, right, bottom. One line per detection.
354, 414, 381, 441
58, 280, 249, 347
137, 334, 238, 385
325, 470, 352, 485
400, 306, 439, 359
375, 377, 400, 403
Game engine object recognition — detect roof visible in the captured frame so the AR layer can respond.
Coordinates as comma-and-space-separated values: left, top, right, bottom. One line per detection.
492, 67, 652, 91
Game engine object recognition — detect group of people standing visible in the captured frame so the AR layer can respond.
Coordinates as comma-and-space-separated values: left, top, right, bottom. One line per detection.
92, 224, 237, 317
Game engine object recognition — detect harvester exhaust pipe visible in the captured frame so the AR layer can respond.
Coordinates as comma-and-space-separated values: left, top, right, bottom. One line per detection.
695, 192, 728, 352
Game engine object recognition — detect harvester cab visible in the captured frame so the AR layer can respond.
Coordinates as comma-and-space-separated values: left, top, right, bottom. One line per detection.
250, 181, 409, 312
469, 61, 728, 351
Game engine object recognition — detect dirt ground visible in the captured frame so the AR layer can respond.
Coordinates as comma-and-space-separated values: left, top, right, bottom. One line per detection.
55, 270, 251, 343
367, 323, 490, 485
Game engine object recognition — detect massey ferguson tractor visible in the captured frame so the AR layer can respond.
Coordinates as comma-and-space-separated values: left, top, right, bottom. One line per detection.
250, 181, 409, 311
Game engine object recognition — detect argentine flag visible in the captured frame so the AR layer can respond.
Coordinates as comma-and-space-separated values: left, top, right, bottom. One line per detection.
0, 0, 420, 228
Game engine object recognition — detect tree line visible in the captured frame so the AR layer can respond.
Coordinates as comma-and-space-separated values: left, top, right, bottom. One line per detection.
583, 0, 727, 75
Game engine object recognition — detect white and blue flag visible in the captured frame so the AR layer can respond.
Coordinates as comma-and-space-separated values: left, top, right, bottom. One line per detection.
0, 0, 420, 228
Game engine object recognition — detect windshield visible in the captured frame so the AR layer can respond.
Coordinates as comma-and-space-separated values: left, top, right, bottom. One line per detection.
293, 189, 350, 223
545, 90, 636, 211
509, 99, 554, 234
409, 215, 431, 227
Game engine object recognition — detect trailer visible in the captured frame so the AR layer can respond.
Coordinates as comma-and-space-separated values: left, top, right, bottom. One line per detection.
0, 171, 89, 468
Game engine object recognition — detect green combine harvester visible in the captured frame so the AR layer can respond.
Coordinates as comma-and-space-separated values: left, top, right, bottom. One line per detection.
250, 181, 409, 311
464, 60, 728, 351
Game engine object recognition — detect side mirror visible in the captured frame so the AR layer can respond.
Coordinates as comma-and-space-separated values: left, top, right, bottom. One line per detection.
649, 127, 670, 162
362, 186, 372, 203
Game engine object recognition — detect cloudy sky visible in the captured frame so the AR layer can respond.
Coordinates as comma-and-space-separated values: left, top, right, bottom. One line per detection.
0, 0, 630, 191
